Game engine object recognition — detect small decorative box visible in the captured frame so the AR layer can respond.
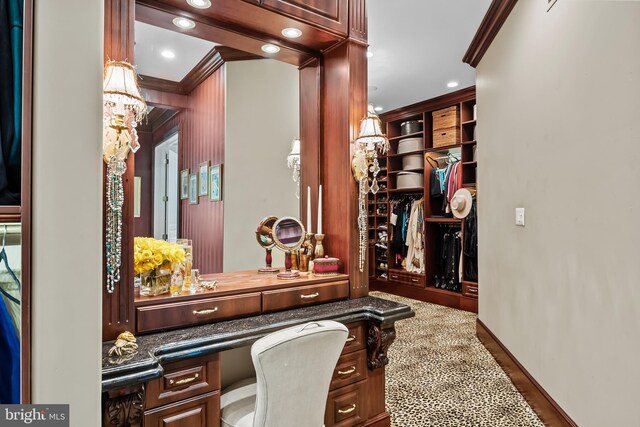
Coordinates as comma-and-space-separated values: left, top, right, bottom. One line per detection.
313, 256, 340, 276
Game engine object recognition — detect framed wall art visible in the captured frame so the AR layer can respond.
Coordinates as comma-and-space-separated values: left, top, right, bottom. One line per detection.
199, 161, 209, 196
209, 164, 223, 201
180, 169, 189, 200
189, 174, 199, 205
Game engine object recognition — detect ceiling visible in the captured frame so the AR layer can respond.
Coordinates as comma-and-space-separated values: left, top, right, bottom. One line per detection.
367, 0, 491, 113
134, 21, 217, 81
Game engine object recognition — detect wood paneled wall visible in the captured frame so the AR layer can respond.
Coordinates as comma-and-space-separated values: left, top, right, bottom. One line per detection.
103, 0, 136, 341
133, 131, 153, 238
150, 67, 226, 274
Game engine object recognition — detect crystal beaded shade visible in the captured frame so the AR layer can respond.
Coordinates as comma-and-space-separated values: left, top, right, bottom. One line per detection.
103, 60, 147, 120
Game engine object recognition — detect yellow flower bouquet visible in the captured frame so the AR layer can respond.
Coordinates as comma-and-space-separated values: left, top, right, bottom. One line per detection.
134, 238, 186, 296
134, 237, 186, 275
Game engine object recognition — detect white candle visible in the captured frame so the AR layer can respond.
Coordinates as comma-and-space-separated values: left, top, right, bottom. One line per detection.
306, 186, 312, 234
317, 184, 323, 234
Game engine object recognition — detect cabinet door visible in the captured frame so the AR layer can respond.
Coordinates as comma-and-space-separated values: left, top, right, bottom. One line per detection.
261, 0, 347, 34
143, 392, 219, 427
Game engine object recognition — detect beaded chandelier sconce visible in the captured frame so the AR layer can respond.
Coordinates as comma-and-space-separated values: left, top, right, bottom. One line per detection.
287, 138, 301, 199
103, 60, 147, 293
351, 105, 389, 272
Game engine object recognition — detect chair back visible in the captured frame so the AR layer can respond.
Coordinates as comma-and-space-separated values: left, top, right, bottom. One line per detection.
251, 320, 348, 427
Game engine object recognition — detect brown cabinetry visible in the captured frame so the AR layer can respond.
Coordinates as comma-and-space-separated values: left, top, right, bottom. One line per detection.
136, 293, 262, 334
143, 392, 220, 427
262, 280, 350, 312
371, 87, 479, 313
146, 356, 220, 410
325, 380, 367, 427
261, 0, 348, 35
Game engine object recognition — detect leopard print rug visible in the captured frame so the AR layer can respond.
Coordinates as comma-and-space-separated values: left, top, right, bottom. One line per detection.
370, 292, 544, 427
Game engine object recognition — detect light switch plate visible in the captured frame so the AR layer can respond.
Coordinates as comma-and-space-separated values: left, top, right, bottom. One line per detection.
515, 208, 525, 226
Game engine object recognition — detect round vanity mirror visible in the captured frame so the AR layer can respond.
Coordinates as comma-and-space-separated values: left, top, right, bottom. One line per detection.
272, 217, 306, 252
256, 216, 279, 274
256, 216, 277, 248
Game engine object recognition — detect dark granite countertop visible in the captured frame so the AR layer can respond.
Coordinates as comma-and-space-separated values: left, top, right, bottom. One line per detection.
102, 296, 414, 391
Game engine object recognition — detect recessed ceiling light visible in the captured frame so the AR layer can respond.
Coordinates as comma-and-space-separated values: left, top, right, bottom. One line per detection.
161, 50, 176, 59
187, 0, 211, 9
374, 106, 383, 112
366, 51, 374, 58
261, 44, 280, 54
281, 28, 302, 38
447, 81, 459, 88
172, 17, 195, 29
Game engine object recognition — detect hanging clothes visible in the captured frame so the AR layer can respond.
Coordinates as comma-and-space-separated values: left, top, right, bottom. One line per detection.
0, 247, 20, 335
436, 227, 461, 292
0, 0, 22, 204
405, 198, 424, 273
0, 288, 19, 404
464, 199, 478, 281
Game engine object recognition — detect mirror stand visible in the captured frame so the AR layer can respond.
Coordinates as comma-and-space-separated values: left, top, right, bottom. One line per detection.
258, 248, 280, 274
277, 251, 300, 280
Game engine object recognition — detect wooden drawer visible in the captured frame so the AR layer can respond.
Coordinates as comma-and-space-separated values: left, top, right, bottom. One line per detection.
146, 355, 220, 410
462, 282, 478, 299
432, 105, 460, 130
262, 280, 349, 313
388, 270, 425, 288
325, 380, 367, 427
136, 292, 262, 333
433, 126, 460, 148
144, 391, 219, 427
330, 350, 367, 391
342, 322, 366, 355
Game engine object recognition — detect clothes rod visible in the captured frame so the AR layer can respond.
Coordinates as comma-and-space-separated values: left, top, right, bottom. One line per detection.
0, 224, 21, 236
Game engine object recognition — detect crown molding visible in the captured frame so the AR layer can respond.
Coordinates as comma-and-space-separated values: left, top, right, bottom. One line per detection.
463, 0, 518, 68
139, 46, 262, 95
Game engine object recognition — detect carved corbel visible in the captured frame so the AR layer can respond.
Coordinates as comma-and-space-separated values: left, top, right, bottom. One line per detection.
103, 385, 144, 427
367, 323, 397, 370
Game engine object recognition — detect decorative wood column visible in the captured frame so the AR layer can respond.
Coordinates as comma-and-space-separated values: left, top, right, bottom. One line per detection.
103, 385, 145, 426
103, 0, 136, 341
320, 0, 369, 298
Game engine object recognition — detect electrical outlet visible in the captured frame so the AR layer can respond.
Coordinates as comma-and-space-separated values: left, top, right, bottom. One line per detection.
515, 208, 525, 227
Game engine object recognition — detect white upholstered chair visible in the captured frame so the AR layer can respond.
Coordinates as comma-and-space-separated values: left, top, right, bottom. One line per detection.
220, 320, 348, 427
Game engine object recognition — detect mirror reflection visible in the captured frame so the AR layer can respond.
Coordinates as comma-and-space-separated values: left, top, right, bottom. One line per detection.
132, 20, 301, 281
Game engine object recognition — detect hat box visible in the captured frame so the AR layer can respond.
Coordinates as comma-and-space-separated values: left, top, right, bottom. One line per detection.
397, 172, 423, 189
400, 120, 423, 135
397, 137, 424, 154
402, 154, 424, 170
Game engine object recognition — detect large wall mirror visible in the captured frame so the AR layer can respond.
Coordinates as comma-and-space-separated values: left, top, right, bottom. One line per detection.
132, 20, 302, 276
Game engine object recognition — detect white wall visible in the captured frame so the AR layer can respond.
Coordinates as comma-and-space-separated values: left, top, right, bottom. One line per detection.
224, 60, 300, 272
477, 1, 640, 426
32, 0, 103, 423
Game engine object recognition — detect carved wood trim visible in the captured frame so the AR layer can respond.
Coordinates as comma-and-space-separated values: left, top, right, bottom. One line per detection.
348, 0, 368, 44
367, 323, 396, 370
379, 86, 476, 123
139, 46, 262, 96
103, 385, 145, 427
462, 0, 518, 68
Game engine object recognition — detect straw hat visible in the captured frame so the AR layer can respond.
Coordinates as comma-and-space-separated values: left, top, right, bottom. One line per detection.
451, 188, 474, 219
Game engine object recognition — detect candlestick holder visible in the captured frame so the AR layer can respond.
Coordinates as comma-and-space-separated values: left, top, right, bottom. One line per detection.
314, 234, 325, 259
302, 233, 314, 258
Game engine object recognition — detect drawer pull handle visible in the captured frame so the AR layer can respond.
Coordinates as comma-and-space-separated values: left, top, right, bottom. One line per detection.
441, 132, 446, 136
390, 275, 398, 279
169, 373, 199, 386
193, 307, 218, 316
467, 288, 478, 293
411, 278, 419, 283
337, 366, 357, 376
346, 335, 356, 343
338, 404, 356, 415
300, 292, 319, 299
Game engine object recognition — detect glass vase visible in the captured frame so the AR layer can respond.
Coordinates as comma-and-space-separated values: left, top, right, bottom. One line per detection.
139, 268, 171, 297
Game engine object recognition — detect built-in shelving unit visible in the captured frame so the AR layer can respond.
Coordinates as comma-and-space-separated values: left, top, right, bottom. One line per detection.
370, 86, 479, 313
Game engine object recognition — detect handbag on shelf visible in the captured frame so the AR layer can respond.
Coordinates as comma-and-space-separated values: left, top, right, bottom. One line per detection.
427, 157, 443, 198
